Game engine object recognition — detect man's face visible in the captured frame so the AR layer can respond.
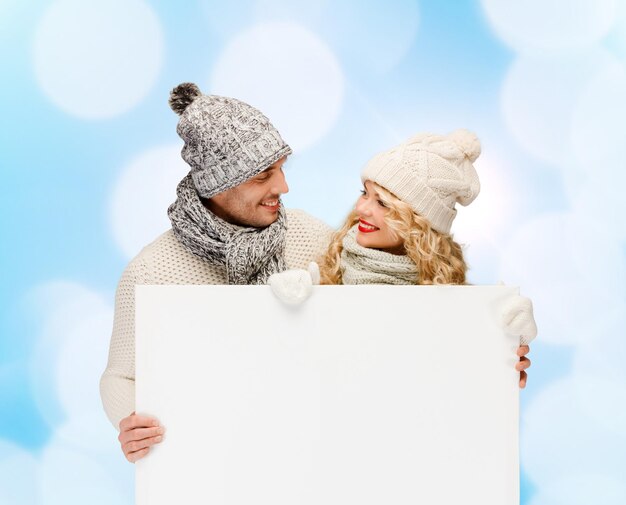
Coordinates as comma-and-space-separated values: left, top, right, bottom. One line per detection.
206, 156, 289, 228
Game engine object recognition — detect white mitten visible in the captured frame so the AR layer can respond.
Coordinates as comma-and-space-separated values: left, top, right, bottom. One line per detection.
308, 261, 320, 285
269, 263, 318, 306
500, 294, 538, 345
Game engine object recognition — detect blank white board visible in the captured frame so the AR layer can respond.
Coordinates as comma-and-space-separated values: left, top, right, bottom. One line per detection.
136, 285, 520, 505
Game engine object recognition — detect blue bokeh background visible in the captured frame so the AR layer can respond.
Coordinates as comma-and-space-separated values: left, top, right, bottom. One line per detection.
2, 0, 625, 503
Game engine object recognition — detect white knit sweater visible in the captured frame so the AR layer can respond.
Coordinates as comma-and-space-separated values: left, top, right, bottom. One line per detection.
100, 208, 332, 429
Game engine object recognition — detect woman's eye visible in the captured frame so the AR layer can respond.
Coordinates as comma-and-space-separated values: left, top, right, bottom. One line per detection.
377, 200, 386, 208
359, 189, 367, 196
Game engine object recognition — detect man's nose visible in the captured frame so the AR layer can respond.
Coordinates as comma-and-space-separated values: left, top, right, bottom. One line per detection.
272, 170, 289, 195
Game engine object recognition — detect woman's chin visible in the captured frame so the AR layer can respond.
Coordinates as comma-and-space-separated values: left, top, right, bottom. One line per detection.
356, 233, 375, 249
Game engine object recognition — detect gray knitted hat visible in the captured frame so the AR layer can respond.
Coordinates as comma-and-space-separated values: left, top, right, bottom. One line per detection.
169, 83, 292, 198
361, 129, 481, 235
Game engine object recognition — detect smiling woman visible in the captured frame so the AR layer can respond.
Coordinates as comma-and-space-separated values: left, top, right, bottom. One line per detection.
318, 130, 476, 287
354, 182, 404, 254
320, 180, 468, 286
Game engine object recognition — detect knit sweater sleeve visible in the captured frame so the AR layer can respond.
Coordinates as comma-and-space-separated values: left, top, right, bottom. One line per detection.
284, 208, 333, 269
99, 256, 150, 430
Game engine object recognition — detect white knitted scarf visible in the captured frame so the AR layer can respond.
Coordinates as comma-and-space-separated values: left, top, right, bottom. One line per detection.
168, 174, 287, 285
340, 225, 418, 285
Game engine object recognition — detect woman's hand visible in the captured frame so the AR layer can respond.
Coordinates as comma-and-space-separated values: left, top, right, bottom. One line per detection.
499, 294, 536, 388
118, 412, 165, 463
516, 345, 531, 388
501, 295, 537, 345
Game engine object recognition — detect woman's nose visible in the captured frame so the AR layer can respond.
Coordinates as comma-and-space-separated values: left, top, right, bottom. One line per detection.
356, 198, 371, 215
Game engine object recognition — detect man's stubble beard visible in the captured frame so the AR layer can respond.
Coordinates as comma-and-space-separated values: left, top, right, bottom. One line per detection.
203, 195, 278, 229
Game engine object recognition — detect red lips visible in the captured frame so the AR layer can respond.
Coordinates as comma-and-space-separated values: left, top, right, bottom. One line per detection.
358, 219, 379, 233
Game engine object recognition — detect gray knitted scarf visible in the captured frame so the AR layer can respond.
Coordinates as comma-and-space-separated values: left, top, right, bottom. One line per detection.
340, 225, 418, 285
168, 174, 287, 285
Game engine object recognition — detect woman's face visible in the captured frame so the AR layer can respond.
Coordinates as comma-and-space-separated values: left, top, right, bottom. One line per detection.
354, 180, 405, 254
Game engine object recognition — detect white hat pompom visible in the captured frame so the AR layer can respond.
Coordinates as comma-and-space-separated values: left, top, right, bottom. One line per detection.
448, 128, 481, 162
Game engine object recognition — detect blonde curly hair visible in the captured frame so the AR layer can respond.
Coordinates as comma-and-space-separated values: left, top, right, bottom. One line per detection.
318, 182, 468, 285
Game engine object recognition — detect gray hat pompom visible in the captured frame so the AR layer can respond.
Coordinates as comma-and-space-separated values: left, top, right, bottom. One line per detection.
169, 82, 201, 115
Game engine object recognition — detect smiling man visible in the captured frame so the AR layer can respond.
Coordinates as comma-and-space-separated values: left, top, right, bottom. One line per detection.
100, 83, 332, 463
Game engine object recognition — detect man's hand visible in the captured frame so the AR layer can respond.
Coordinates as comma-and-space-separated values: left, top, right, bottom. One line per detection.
516, 345, 531, 389
118, 412, 165, 463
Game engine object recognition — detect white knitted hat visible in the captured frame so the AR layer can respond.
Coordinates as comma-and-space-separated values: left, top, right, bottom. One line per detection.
361, 129, 481, 234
